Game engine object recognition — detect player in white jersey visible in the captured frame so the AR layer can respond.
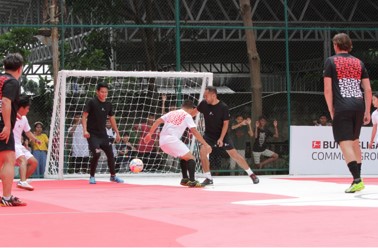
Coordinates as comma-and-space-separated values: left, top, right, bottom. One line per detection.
13, 96, 41, 191
144, 100, 212, 187
369, 93, 378, 149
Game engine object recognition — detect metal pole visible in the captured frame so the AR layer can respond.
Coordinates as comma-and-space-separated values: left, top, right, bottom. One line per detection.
175, 0, 182, 105
50, 0, 59, 87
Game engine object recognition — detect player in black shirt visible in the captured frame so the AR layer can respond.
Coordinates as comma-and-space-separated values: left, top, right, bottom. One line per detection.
324, 33, 372, 193
194, 86, 259, 186
0, 53, 26, 206
82, 82, 124, 184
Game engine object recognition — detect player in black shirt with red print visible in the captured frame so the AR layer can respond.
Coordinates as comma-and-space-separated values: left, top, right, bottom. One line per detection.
0, 53, 26, 206
324, 33, 372, 193
194, 86, 259, 186
82, 82, 124, 184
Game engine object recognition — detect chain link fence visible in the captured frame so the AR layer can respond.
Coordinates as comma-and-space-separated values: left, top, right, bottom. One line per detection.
1, 0, 378, 176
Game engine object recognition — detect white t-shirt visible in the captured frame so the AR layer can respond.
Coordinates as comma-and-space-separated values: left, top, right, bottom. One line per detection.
13, 115, 31, 146
160, 109, 196, 145
372, 110, 378, 142
68, 124, 90, 157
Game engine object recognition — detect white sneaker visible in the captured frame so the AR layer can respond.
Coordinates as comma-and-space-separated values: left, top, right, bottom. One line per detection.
17, 181, 34, 191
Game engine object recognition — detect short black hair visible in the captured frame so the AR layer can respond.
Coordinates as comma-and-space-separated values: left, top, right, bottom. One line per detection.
205, 86, 217, 95
18, 95, 31, 108
181, 100, 196, 109
123, 132, 130, 137
96, 82, 109, 91
3, 53, 24, 71
373, 92, 378, 98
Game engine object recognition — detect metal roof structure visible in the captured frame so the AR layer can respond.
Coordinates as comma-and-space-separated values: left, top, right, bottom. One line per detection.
1, 0, 378, 78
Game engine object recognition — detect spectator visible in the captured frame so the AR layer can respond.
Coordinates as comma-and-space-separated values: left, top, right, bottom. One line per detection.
31, 122, 49, 177
313, 114, 332, 126
115, 132, 137, 172
134, 114, 162, 170
67, 112, 90, 174
252, 116, 279, 170
230, 115, 253, 174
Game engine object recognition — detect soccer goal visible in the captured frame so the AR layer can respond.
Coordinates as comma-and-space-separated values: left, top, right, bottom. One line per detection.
45, 70, 213, 179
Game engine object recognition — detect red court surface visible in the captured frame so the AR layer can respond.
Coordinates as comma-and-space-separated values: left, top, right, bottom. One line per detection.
1, 176, 378, 247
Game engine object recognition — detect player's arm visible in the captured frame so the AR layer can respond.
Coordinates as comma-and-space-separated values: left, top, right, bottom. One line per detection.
25, 131, 42, 145
82, 111, 90, 138
324, 77, 334, 120
361, 78, 372, 125
109, 115, 121, 143
0, 97, 12, 143
217, 120, 229, 147
190, 127, 212, 154
144, 118, 164, 143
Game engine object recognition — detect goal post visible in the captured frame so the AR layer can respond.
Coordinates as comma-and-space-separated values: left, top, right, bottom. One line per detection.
45, 70, 213, 179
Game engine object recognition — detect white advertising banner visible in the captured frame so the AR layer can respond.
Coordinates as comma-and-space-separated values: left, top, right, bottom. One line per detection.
290, 126, 378, 175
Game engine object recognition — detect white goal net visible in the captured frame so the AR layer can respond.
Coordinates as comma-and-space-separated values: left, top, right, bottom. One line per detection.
45, 70, 213, 179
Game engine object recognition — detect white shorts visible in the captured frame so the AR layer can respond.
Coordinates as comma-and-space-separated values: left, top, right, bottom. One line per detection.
15, 144, 34, 161
160, 137, 190, 158
252, 149, 275, 164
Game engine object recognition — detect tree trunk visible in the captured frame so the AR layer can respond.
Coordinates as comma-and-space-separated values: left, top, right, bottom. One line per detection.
240, 0, 262, 122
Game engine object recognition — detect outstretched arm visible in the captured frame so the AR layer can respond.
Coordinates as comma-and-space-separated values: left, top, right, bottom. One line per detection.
144, 118, 164, 143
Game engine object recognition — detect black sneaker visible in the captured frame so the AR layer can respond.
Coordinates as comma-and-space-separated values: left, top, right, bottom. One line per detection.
180, 178, 190, 186
250, 174, 260, 184
1, 196, 27, 207
201, 178, 214, 186
187, 180, 204, 188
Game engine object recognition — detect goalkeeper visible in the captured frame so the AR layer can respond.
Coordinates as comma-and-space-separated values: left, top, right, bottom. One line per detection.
82, 82, 124, 184
144, 100, 212, 187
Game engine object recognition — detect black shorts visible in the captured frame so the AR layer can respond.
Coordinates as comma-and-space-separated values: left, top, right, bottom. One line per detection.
87, 134, 112, 153
0, 132, 15, 152
204, 134, 234, 150
332, 110, 364, 142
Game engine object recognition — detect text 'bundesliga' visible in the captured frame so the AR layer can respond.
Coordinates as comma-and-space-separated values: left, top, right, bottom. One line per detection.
311, 140, 378, 161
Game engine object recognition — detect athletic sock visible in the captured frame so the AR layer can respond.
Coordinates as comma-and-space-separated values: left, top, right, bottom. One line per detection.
187, 159, 196, 181
357, 163, 362, 177
2, 196, 11, 201
204, 171, 212, 180
347, 161, 360, 182
180, 160, 188, 179
245, 168, 253, 176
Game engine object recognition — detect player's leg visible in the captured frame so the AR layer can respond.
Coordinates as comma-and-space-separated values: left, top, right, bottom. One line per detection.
199, 135, 216, 185
180, 152, 201, 186
87, 136, 101, 184
101, 139, 123, 183
333, 111, 364, 193
17, 155, 36, 191
26, 157, 38, 179
0, 150, 26, 206
226, 147, 259, 184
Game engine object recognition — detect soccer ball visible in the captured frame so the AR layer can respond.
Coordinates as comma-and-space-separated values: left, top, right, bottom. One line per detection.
129, 158, 144, 173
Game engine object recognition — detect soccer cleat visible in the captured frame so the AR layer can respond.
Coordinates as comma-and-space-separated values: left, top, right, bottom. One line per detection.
17, 181, 34, 191
110, 176, 124, 183
345, 181, 365, 193
1, 196, 27, 207
201, 178, 214, 186
180, 178, 190, 186
250, 174, 260, 184
89, 176, 96, 184
187, 180, 204, 188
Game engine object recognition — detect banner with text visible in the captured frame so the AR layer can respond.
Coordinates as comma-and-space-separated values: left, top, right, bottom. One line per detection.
290, 126, 378, 175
